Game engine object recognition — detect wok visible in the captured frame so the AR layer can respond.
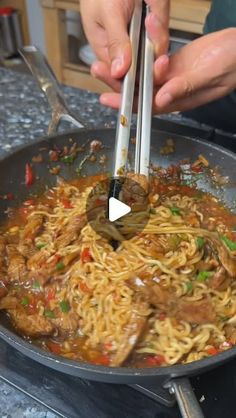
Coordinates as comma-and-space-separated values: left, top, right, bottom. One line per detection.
0, 47, 236, 418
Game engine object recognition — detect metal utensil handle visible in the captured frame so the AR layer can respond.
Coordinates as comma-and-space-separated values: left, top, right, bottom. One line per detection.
113, 0, 142, 176
167, 377, 205, 418
19, 45, 86, 134
135, 4, 154, 176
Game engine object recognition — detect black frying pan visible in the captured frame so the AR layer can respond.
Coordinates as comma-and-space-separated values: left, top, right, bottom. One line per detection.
0, 47, 235, 417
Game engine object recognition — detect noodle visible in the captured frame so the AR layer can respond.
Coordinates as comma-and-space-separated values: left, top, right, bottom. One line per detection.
0, 174, 236, 368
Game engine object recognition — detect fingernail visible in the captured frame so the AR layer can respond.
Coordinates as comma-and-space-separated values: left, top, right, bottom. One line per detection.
156, 92, 172, 108
111, 58, 123, 75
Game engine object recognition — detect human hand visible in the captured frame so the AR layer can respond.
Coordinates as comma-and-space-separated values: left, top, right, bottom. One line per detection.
153, 28, 236, 113
80, 0, 170, 89
100, 28, 236, 112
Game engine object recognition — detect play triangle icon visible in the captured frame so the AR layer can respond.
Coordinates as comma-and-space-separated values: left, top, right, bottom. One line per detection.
108, 197, 131, 222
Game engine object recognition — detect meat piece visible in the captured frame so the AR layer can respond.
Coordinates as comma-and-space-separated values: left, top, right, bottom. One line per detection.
28, 269, 51, 286
0, 236, 6, 253
55, 215, 87, 248
0, 295, 54, 336
126, 173, 149, 193
176, 298, 216, 324
18, 241, 36, 258
52, 312, 79, 335
127, 274, 173, 309
225, 325, 236, 344
0, 284, 7, 300
0, 236, 6, 281
210, 267, 228, 289
0, 295, 18, 310
9, 309, 54, 337
122, 175, 148, 206
217, 245, 236, 277
27, 249, 48, 271
21, 214, 44, 241
63, 250, 80, 266
110, 304, 147, 366
6, 245, 27, 282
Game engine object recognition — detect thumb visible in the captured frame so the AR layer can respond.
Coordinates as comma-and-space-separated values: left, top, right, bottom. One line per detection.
103, 6, 132, 78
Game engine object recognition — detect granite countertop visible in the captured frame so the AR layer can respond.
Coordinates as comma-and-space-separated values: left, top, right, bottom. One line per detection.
0, 67, 118, 418
0, 67, 117, 156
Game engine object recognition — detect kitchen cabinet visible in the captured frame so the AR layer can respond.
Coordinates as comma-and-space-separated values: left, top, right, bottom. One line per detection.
40, 0, 211, 92
0, 0, 30, 44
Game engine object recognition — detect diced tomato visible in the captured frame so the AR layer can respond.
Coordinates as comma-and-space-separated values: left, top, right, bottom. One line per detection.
61, 198, 74, 209
104, 342, 113, 351
191, 165, 203, 173
46, 288, 55, 302
93, 354, 110, 366
49, 150, 59, 162
24, 199, 35, 206
159, 312, 166, 321
95, 199, 104, 206
206, 346, 219, 356
51, 254, 61, 267
186, 214, 199, 227
79, 281, 91, 293
146, 354, 166, 366
27, 302, 37, 315
6, 192, 14, 200
18, 206, 29, 220
25, 163, 34, 186
81, 247, 92, 263
47, 341, 61, 354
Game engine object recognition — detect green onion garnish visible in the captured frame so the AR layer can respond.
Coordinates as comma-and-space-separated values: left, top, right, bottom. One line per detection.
60, 155, 75, 164
149, 208, 156, 214
36, 242, 47, 250
59, 300, 70, 313
56, 262, 65, 271
44, 309, 55, 318
170, 207, 181, 216
196, 237, 205, 250
197, 271, 212, 282
220, 235, 236, 251
21, 297, 29, 306
186, 282, 193, 292
32, 280, 40, 289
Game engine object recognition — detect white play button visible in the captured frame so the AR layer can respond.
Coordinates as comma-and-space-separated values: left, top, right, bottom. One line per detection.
108, 197, 131, 222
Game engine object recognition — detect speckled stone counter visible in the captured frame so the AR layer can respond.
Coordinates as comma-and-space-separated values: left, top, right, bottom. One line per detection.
0, 67, 117, 156
0, 67, 118, 418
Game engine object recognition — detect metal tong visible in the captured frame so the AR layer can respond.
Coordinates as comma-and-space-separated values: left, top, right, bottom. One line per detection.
112, 0, 154, 187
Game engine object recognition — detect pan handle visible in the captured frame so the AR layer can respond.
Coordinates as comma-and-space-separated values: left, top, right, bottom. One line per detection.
166, 377, 205, 418
19, 45, 87, 135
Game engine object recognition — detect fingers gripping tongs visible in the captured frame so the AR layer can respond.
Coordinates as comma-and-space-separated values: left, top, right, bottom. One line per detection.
109, 0, 154, 198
